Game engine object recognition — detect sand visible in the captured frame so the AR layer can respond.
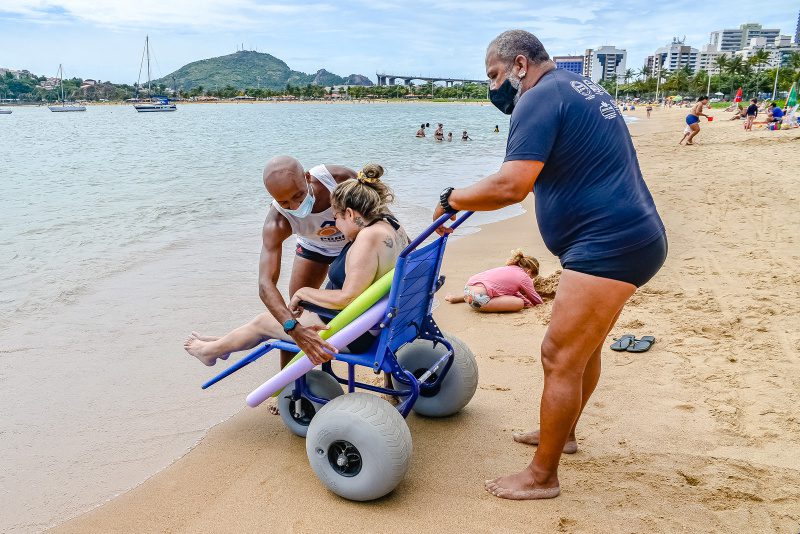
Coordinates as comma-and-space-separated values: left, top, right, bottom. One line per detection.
52, 107, 800, 533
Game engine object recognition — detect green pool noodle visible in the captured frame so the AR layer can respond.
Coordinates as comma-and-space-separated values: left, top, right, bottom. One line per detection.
272, 268, 395, 395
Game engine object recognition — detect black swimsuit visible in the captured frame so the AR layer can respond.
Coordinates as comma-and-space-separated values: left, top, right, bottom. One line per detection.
322, 215, 401, 352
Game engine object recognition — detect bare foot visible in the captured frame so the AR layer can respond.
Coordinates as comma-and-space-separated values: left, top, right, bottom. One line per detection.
191, 331, 220, 342
512, 429, 578, 454
184, 336, 220, 366
444, 294, 464, 304
484, 470, 560, 500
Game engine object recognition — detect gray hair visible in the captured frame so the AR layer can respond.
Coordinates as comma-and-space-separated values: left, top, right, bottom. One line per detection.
488, 30, 550, 66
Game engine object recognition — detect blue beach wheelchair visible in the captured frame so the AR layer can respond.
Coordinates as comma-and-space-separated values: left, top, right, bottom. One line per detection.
201, 211, 478, 500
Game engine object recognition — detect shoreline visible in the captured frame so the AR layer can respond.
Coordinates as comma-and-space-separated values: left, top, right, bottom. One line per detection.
47, 108, 800, 532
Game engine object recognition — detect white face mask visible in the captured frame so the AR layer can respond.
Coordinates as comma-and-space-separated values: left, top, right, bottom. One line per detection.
284, 182, 315, 218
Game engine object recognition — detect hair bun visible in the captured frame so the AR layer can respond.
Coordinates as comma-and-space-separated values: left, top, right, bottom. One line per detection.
358, 163, 384, 184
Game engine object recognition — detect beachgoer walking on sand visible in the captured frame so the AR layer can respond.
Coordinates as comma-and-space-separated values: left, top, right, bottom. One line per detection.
184, 156, 354, 368
434, 123, 444, 141
646, 104, 652, 118
680, 96, 710, 146
462, 130, 472, 140
745, 99, 758, 131
433, 29, 666, 501
445, 249, 543, 312
416, 124, 426, 137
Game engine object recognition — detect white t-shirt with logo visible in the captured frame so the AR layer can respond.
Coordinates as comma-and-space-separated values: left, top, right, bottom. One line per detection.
271, 164, 347, 257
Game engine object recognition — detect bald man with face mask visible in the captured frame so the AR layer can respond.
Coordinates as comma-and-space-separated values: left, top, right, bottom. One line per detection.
258, 156, 356, 365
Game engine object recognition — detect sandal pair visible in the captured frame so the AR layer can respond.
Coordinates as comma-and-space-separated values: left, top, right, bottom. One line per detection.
610, 334, 656, 353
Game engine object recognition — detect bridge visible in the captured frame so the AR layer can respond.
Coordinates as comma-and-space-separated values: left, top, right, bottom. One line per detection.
376, 73, 488, 87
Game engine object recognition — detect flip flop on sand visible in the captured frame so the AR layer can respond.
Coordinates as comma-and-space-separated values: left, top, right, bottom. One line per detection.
627, 336, 656, 353
610, 334, 635, 351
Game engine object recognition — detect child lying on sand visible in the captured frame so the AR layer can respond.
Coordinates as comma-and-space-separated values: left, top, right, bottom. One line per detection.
445, 249, 543, 312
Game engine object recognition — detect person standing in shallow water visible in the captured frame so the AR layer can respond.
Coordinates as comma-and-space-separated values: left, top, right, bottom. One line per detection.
433, 29, 666, 500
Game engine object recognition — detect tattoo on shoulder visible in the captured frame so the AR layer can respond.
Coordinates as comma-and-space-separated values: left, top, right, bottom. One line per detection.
354, 216, 366, 227
383, 236, 394, 248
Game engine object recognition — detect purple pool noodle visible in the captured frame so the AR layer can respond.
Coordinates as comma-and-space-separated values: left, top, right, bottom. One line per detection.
245, 297, 388, 407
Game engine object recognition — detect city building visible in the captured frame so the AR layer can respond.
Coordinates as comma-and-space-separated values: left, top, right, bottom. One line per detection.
710, 23, 781, 52
651, 38, 699, 74
553, 55, 585, 75
583, 46, 627, 83
697, 43, 728, 74
736, 35, 800, 69
795, 9, 799, 44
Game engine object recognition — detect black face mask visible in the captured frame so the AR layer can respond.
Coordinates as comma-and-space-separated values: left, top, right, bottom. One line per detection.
489, 78, 518, 115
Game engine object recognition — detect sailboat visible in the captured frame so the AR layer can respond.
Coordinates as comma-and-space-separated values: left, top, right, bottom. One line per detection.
48, 64, 86, 112
133, 36, 176, 112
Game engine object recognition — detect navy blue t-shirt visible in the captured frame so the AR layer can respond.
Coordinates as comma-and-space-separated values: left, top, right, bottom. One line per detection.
505, 69, 664, 263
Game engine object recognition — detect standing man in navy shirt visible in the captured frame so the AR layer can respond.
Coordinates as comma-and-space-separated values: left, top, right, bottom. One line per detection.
433, 30, 667, 500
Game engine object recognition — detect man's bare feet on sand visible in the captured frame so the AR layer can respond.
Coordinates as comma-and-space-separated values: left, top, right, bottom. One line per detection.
512, 429, 578, 454
484, 470, 560, 500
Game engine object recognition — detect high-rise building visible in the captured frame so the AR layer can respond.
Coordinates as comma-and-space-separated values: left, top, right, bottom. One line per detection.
583, 46, 627, 83
553, 55, 585, 75
795, 10, 799, 44
652, 38, 699, 73
736, 35, 800, 69
710, 23, 781, 52
697, 43, 727, 74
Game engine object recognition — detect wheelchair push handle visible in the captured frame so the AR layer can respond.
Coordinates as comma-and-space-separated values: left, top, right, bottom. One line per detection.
400, 210, 473, 258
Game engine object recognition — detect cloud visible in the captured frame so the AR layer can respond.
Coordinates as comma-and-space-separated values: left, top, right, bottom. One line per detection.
0, 0, 336, 30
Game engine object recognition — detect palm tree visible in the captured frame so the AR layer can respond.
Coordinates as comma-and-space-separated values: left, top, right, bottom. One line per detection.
623, 68, 635, 85
714, 55, 729, 75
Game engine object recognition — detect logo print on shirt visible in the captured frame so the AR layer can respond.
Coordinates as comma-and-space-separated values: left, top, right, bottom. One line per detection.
570, 81, 595, 100
583, 79, 608, 95
599, 101, 617, 120
318, 220, 345, 242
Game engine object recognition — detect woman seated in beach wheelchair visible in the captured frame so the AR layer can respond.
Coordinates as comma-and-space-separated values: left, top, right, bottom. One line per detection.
187, 164, 478, 501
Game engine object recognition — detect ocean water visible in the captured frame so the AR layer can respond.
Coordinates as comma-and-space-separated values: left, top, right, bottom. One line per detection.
0, 102, 520, 532
1, 102, 516, 331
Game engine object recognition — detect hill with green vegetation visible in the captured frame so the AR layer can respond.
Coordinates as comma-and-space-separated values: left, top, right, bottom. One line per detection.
153, 50, 372, 91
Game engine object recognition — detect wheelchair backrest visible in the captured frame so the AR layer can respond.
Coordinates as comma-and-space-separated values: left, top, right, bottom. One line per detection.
381, 236, 448, 353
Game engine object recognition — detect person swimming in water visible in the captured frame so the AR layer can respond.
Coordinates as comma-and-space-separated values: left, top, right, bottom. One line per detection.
462, 130, 472, 140
416, 123, 426, 137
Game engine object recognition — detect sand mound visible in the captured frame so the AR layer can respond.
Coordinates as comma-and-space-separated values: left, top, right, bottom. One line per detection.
534, 269, 561, 300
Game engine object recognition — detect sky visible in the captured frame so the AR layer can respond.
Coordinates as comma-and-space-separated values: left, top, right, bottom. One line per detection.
0, 1, 796, 83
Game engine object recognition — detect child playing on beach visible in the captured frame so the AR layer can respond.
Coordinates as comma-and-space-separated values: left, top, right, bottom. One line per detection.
445, 249, 543, 312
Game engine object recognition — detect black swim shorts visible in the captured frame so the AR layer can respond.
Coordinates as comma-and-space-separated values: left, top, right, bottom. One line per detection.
562, 232, 668, 288
296, 244, 337, 265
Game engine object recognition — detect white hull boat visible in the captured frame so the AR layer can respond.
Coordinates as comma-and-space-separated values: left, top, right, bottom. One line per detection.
48, 105, 86, 112
134, 102, 176, 112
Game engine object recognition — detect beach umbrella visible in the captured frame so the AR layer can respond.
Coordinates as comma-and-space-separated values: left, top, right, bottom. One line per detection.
734, 87, 742, 103
673, 95, 683, 102
714, 92, 724, 96
787, 82, 797, 108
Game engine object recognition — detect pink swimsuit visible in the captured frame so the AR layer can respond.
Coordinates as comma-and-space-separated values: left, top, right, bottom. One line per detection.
467, 266, 543, 307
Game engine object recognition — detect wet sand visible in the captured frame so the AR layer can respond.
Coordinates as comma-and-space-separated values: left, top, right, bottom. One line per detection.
53, 107, 800, 533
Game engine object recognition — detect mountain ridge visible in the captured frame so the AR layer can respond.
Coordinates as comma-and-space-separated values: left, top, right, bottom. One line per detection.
153, 51, 373, 91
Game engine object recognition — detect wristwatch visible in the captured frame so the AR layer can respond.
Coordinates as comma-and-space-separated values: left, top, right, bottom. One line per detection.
439, 187, 455, 212
282, 318, 299, 334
